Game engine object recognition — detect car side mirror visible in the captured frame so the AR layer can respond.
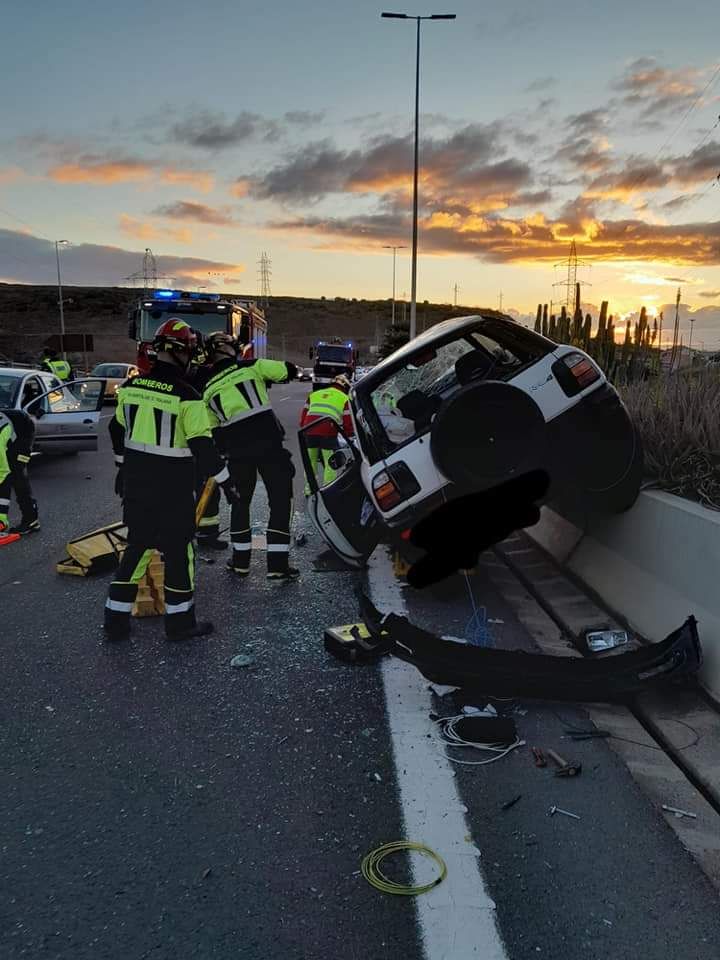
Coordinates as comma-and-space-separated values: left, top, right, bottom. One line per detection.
309, 347, 314, 360
128, 317, 137, 339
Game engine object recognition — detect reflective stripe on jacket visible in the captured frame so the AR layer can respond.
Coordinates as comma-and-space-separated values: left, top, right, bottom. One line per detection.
116, 371, 214, 460
203, 358, 290, 429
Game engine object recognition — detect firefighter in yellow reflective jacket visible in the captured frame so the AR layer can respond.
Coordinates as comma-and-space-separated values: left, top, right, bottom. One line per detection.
299, 375, 354, 492
105, 319, 239, 642
202, 332, 299, 580
0, 409, 38, 536
40, 349, 73, 382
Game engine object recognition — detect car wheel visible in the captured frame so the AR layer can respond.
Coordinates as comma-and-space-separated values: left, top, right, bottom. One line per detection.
430, 381, 547, 488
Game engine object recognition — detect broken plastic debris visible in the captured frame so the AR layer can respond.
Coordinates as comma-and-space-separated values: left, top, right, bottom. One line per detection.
586, 629, 628, 652
428, 683, 459, 697
230, 654, 255, 668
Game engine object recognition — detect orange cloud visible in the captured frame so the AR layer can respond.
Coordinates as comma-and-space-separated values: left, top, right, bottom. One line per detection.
229, 177, 251, 198
48, 157, 213, 192
0, 166, 26, 185
119, 214, 192, 245
160, 168, 214, 193
50, 160, 153, 184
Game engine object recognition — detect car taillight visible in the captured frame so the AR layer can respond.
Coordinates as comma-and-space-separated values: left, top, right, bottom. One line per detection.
372, 471, 403, 510
552, 352, 601, 396
372, 463, 421, 512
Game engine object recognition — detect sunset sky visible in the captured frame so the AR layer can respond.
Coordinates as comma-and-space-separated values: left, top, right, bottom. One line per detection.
1, 0, 719, 345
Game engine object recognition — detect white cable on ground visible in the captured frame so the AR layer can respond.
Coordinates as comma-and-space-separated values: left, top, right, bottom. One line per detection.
434, 714, 526, 766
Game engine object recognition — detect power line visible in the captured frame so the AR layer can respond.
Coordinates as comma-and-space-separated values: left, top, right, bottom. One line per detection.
621, 65, 720, 198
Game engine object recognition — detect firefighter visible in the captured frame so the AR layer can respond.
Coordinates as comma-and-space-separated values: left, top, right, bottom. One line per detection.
40, 348, 73, 382
202, 332, 299, 580
187, 333, 226, 550
105, 319, 239, 642
299, 374, 354, 493
0, 409, 38, 536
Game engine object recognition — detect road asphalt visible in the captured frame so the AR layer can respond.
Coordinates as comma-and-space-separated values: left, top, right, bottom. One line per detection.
2, 379, 718, 960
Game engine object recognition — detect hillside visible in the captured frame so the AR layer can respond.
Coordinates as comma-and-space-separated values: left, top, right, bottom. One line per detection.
0, 283, 489, 369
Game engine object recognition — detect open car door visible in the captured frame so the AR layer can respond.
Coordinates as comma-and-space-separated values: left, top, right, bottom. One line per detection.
24, 379, 106, 454
299, 419, 382, 568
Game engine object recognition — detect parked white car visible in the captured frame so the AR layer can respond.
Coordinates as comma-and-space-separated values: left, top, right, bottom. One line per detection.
299, 313, 642, 567
0, 368, 106, 454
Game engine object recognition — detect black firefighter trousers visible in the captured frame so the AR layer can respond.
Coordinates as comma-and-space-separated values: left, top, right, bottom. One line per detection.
229, 448, 294, 574
105, 500, 198, 637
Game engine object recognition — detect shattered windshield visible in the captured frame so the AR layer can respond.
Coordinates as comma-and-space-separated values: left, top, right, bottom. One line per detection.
364, 322, 553, 452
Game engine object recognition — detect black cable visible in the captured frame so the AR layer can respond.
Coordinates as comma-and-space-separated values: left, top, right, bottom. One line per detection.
548, 707, 701, 752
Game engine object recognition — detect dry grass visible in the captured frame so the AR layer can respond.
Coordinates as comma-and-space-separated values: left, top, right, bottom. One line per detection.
622, 368, 720, 510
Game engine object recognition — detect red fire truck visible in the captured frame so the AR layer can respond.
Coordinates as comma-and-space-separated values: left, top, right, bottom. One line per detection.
128, 290, 267, 373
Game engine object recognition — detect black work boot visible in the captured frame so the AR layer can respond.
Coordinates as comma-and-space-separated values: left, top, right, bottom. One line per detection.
166, 621, 214, 642
267, 566, 301, 582
197, 534, 228, 551
103, 612, 131, 642
10, 516, 40, 536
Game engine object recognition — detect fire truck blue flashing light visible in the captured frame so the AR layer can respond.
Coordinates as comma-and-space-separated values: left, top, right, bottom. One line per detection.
153, 289, 221, 302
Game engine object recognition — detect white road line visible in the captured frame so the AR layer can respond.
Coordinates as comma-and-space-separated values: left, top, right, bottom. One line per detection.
279, 396, 290, 401
367, 549, 508, 960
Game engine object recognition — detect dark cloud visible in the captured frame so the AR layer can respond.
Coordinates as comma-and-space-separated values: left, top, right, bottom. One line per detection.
151, 201, 237, 226
245, 122, 531, 204
553, 136, 612, 173
698, 290, 720, 298
660, 195, 692, 211
671, 141, 720, 185
284, 110, 325, 126
0, 228, 244, 287
586, 158, 669, 199
565, 108, 608, 137
168, 110, 281, 149
614, 57, 701, 119
525, 76, 557, 93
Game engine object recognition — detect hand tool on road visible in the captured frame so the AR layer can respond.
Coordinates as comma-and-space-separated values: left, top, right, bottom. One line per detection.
549, 805, 581, 819
662, 804, 697, 819
565, 729, 611, 740
547, 748, 582, 777
531, 747, 546, 767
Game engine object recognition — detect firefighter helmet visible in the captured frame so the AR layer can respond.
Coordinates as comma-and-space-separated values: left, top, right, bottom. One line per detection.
204, 331, 239, 359
332, 374, 351, 391
152, 318, 197, 355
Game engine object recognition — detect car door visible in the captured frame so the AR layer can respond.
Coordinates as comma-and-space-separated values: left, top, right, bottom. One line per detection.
24, 378, 106, 453
298, 420, 382, 568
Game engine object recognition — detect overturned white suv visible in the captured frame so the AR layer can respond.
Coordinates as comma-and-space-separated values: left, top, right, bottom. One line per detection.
299, 313, 642, 568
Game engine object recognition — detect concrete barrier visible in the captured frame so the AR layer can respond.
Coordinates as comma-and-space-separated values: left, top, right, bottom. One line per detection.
528, 491, 720, 700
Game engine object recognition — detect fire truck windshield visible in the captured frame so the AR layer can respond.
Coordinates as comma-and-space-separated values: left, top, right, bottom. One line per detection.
317, 345, 352, 363
139, 309, 229, 341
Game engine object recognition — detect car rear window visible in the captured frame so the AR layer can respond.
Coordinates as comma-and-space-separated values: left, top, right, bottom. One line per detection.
92, 364, 127, 378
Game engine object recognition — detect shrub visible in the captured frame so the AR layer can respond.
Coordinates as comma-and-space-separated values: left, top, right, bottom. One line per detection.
622, 368, 720, 510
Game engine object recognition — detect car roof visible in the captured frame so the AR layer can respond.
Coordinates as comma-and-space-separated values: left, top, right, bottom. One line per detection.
0, 367, 40, 378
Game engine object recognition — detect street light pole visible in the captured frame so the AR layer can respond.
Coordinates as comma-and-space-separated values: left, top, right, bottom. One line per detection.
383, 245, 406, 326
55, 240, 69, 359
382, 11, 456, 341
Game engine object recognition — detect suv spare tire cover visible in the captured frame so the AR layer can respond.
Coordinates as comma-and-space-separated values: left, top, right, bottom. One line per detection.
430, 381, 546, 487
